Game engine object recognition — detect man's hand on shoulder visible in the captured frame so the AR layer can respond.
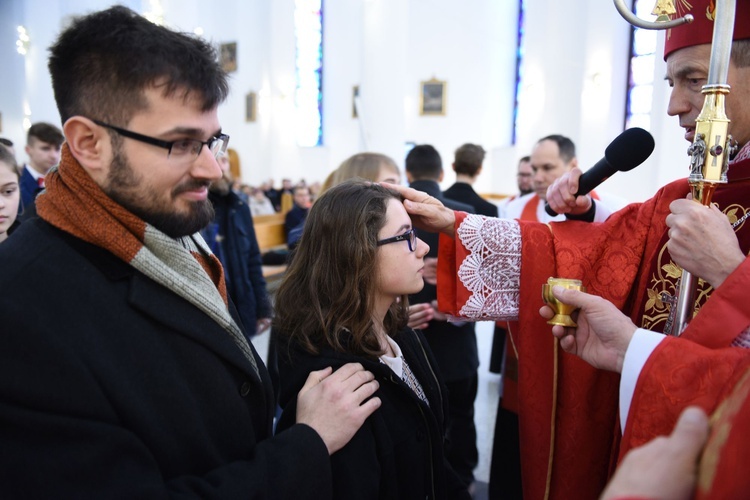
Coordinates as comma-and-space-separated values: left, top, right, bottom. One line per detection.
296, 363, 381, 455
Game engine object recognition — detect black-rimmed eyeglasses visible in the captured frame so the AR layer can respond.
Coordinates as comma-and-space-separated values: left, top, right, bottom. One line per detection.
377, 228, 417, 252
92, 119, 229, 161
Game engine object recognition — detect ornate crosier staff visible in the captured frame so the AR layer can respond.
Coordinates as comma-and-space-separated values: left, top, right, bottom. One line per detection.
613, 0, 737, 335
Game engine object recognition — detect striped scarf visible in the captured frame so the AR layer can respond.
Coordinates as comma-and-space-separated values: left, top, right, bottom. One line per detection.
36, 144, 258, 375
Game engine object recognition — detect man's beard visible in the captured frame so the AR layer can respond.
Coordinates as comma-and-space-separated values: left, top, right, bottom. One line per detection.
104, 150, 214, 238
209, 172, 232, 196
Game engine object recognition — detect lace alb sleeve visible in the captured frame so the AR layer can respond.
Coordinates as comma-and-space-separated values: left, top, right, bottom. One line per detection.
455, 214, 521, 321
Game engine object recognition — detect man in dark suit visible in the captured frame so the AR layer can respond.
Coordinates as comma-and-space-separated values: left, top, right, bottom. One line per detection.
405, 144, 480, 490
443, 143, 498, 218
284, 185, 311, 240
0, 6, 380, 498
202, 153, 271, 341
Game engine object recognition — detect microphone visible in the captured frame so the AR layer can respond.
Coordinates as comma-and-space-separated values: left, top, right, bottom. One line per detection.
545, 127, 655, 216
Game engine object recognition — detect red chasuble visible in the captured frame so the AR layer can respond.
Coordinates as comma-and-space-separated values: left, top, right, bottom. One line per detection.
437, 157, 750, 500
621, 339, 750, 499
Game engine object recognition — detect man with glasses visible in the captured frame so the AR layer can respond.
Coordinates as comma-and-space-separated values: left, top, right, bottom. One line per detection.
515, 156, 533, 197
0, 6, 380, 498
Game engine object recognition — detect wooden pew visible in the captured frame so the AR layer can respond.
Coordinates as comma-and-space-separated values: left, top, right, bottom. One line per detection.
252, 213, 287, 252
252, 213, 288, 281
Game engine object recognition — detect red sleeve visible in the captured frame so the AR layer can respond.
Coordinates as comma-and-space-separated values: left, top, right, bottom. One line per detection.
620, 337, 750, 458
436, 211, 469, 316
681, 257, 750, 348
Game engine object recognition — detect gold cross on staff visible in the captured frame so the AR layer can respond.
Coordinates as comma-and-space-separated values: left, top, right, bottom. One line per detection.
652, 0, 677, 21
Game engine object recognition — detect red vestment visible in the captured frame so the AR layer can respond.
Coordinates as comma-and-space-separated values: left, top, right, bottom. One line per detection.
621, 338, 750, 499
437, 157, 750, 500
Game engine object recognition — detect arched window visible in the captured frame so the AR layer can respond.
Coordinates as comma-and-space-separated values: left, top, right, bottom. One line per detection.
512, 0, 526, 145
625, 0, 658, 130
295, 0, 323, 147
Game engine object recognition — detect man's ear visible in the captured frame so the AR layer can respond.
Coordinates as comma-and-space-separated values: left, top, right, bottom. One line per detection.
438, 170, 444, 183
63, 117, 111, 182
567, 157, 578, 171
406, 171, 414, 183
451, 162, 458, 173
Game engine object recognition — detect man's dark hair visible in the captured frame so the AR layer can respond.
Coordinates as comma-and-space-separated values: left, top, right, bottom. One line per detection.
518, 155, 530, 165
405, 144, 443, 180
453, 143, 486, 177
0, 138, 13, 148
48, 5, 229, 125
27, 122, 64, 146
537, 134, 576, 163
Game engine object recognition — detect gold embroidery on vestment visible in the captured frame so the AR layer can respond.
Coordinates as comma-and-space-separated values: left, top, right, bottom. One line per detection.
642, 205, 747, 330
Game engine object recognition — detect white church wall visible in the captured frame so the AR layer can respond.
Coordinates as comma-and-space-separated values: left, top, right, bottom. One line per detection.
0, 0, 704, 202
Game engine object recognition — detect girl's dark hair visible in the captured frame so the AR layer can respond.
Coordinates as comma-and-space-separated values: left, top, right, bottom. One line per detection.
273, 180, 409, 358
48, 6, 229, 124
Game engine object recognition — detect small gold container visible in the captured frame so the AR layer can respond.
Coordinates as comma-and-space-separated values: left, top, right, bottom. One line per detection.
542, 278, 585, 327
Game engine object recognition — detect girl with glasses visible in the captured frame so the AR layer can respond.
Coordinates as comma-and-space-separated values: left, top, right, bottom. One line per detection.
273, 180, 470, 499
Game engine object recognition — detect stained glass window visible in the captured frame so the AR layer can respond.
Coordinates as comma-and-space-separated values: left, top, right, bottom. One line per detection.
295, 0, 323, 147
625, 0, 658, 130
512, 0, 526, 145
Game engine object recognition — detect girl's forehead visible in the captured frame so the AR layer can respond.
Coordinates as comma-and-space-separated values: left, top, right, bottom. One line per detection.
383, 198, 411, 225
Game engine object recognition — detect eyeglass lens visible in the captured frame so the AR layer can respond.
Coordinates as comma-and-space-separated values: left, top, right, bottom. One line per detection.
210, 136, 228, 157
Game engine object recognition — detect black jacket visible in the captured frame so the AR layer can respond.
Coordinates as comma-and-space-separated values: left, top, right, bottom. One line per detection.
284, 204, 308, 238
0, 219, 331, 499
277, 328, 471, 500
203, 190, 271, 338
443, 182, 499, 218
408, 180, 479, 382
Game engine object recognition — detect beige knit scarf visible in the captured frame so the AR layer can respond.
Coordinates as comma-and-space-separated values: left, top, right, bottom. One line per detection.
36, 144, 258, 375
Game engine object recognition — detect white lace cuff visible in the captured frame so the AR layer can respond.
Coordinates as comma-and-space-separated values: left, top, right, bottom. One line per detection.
455, 215, 521, 321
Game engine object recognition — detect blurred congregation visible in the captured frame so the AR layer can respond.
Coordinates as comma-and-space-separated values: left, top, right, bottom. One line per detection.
1, 0, 750, 499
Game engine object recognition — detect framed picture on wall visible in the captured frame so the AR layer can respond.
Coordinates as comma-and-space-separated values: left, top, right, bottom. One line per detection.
220, 42, 237, 73
245, 92, 257, 122
420, 78, 446, 116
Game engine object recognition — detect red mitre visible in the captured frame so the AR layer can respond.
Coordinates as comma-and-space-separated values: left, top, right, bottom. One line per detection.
664, 0, 750, 60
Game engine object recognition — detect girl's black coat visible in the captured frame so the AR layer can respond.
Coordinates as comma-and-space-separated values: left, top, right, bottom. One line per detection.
277, 328, 471, 500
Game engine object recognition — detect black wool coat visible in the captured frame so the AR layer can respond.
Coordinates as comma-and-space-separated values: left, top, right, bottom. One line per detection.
276, 328, 471, 500
443, 182, 499, 218
0, 219, 332, 499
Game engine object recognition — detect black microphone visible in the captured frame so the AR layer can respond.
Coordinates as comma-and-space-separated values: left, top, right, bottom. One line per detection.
545, 127, 655, 216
